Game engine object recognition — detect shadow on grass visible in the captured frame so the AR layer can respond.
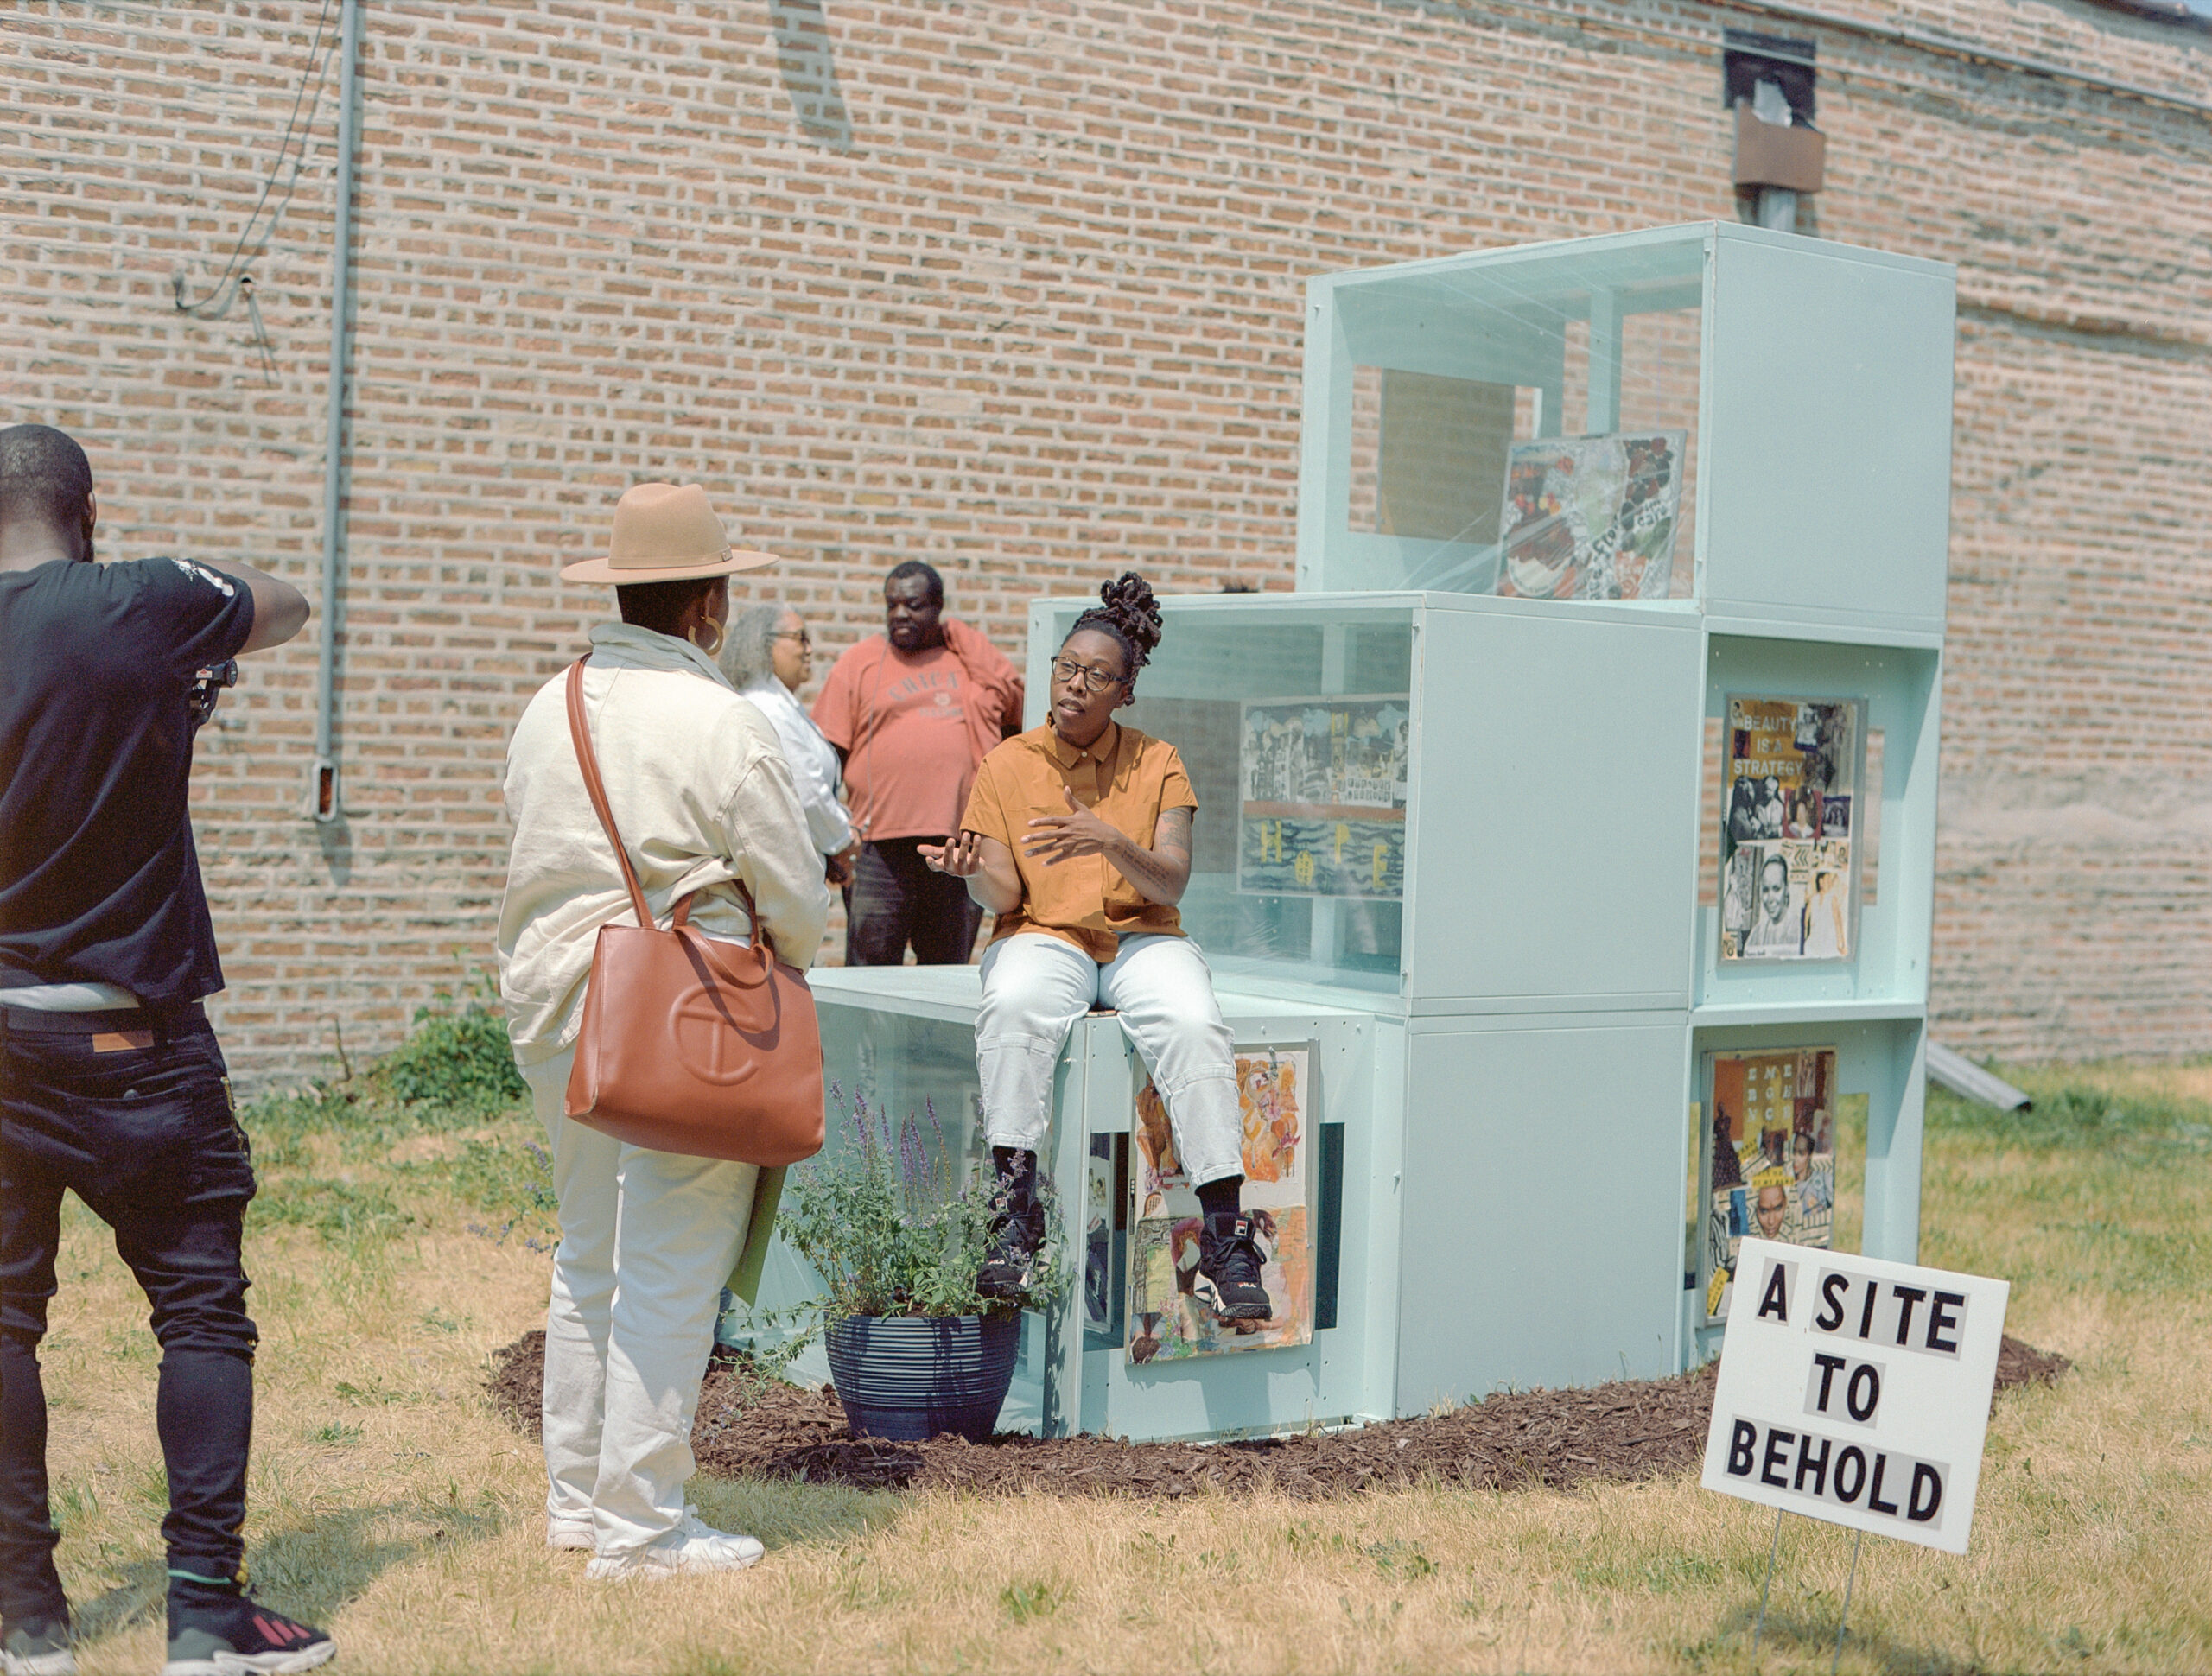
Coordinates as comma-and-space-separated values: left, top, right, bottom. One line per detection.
1694, 1598, 1986, 1676
64, 1495, 506, 1653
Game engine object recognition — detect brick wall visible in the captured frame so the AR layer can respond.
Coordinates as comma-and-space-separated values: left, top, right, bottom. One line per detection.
4, 0, 2209, 1076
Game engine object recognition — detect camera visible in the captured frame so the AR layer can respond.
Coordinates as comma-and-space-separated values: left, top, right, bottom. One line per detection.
188, 658, 238, 730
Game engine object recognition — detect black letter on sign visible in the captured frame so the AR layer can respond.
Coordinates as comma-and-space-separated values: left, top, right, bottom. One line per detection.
1761, 1429, 1794, 1489
1867, 1452, 1901, 1515
1858, 1278, 1879, 1340
1927, 1290, 1967, 1355
1811, 1351, 1845, 1413
1728, 1419, 1757, 1477
1891, 1285, 1927, 1347
1758, 1262, 1790, 1323
1793, 1432, 1831, 1496
1834, 1446, 1867, 1504
1908, 1463, 1944, 1523
1847, 1362, 1881, 1422
1815, 1271, 1849, 1332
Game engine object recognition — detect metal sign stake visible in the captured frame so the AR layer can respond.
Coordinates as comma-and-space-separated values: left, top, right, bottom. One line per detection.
1751, 1506, 1784, 1654
1830, 1528, 1864, 1675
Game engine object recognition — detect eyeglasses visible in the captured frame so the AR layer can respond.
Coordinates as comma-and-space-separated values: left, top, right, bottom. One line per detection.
1051, 655, 1122, 695
772, 629, 812, 648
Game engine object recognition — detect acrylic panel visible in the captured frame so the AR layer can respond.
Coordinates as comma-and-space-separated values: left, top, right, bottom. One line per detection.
1128, 1046, 1314, 1362
1719, 696, 1862, 963
1704, 1047, 1840, 1324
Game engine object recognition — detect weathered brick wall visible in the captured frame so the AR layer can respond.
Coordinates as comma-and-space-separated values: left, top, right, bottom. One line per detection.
4, 0, 2208, 1077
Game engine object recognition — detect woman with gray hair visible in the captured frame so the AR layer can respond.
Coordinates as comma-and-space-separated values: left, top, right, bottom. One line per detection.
722, 600, 858, 882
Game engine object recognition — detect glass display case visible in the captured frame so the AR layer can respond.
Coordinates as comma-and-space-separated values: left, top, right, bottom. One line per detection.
726, 224, 1957, 1436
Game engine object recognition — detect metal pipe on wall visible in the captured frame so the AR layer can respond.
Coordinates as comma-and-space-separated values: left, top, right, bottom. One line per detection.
312, 0, 362, 822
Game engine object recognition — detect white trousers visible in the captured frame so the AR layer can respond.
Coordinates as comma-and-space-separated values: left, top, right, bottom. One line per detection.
521, 1045, 757, 1558
976, 932, 1243, 1186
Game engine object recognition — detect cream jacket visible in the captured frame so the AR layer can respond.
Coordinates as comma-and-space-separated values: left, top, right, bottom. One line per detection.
496, 622, 833, 1064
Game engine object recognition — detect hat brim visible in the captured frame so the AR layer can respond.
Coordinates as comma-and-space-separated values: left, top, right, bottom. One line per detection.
560, 547, 782, 585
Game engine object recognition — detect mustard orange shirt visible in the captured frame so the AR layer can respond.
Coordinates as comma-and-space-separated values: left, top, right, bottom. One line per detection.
961, 722, 1197, 963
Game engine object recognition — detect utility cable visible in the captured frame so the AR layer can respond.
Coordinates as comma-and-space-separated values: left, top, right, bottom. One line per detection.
172, 0, 340, 321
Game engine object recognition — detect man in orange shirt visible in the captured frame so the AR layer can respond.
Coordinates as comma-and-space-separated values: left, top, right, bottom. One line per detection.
811, 562, 1023, 965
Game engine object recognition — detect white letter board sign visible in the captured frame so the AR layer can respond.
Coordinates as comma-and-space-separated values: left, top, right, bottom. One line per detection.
1700, 1239, 2010, 1555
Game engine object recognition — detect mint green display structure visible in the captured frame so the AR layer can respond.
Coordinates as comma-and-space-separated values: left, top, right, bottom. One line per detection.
723, 222, 1955, 1438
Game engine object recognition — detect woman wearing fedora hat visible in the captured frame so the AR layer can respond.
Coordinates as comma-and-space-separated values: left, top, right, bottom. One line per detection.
495, 483, 831, 1579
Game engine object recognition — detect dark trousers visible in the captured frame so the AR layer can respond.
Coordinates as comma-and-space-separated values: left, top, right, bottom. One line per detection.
844, 836, 984, 966
0, 1008, 257, 1626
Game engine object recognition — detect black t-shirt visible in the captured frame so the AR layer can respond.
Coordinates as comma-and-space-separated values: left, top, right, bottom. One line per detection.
0, 557, 256, 1001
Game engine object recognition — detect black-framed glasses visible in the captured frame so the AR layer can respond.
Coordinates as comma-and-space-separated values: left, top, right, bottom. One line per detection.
1051, 655, 1122, 695
773, 629, 812, 648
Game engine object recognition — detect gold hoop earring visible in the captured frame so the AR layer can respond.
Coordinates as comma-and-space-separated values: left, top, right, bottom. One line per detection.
690, 620, 725, 657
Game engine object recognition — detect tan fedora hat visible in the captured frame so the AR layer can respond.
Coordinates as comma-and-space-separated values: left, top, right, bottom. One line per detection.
560, 482, 780, 584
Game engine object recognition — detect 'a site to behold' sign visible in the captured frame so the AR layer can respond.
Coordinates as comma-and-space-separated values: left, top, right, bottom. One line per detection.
1700, 1239, 2011, 1555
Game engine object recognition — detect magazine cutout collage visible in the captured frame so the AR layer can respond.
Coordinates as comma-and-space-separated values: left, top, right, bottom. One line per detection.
1494, 429, 1687, 602
1700, 1047, 1855, 1324
1237, 697, 1408, 901
1719, 695, 1865, 964
1126, 1046, 1315, 1362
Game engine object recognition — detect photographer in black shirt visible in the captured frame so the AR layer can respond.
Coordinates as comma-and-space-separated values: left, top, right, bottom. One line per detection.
0, 426, 333, 1676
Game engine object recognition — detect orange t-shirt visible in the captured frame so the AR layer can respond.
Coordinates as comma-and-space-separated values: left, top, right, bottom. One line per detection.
811, 638, 987, 840
961, 722, 1197, 963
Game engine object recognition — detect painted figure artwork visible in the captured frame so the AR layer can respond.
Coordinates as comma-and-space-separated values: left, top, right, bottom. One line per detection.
1719, 696, 1862, 962
1704, 1047, 1840, 1324
1494, 429, 1686, 601
1128, 1047, 1313, 1362
1237, 698, 1408, 899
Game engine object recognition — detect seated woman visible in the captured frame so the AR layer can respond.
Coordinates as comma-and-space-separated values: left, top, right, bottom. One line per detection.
921, 573, 1269, 1321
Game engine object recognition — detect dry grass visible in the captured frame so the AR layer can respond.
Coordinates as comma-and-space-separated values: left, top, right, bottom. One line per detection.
27, 1071, 2212, 1675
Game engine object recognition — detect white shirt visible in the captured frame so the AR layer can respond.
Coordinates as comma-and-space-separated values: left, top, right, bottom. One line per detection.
496, 624, 833, 1064
739, 676, 853, 858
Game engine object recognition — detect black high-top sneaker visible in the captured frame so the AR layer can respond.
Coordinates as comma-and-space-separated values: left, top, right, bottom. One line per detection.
976, 1146, 1045, 1304
164, 1578, 332, 1676
1193, 1211, 1273, 1321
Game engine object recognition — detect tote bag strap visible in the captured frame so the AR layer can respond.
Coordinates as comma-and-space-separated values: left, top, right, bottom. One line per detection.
565, 656, 657, 930
563, 656, 764, 943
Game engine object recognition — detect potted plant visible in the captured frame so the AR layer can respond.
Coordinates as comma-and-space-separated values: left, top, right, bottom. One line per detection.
767, 1087, 1066, 1443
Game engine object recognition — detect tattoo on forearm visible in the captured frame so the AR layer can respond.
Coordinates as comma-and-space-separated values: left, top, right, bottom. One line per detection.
1112, 807, 1193, 905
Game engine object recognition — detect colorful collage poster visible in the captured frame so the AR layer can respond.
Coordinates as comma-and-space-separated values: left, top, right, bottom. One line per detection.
1494, 430, 1685, 602
1128, 1047, 1313, 1362
1719, 695, 1862, 962
1237, 698, 1408, 899
1704, 1048, 1840, 1324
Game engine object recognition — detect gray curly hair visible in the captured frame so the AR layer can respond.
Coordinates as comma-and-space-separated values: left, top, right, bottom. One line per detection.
719, 600, 788, 690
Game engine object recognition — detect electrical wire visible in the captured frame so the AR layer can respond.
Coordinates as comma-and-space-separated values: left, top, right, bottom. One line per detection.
172, 0, 340, 320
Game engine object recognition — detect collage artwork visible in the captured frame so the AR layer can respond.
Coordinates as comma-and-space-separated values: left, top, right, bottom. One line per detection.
1494, 429, 1686, 602
1237, 698, 1408, 899
1127, 1047, 1313, 1362
1703, 1047, 1840, 1324
1719, 695, 1862, 962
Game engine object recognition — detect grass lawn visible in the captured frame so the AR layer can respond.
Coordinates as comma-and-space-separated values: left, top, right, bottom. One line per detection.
24, 1053, 2212, 1674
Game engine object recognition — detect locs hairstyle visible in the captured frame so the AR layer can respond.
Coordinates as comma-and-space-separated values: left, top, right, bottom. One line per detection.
1065, 571, 1164, 692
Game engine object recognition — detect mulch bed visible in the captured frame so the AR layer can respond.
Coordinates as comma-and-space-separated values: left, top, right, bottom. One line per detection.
486, 1330, 2068, 1501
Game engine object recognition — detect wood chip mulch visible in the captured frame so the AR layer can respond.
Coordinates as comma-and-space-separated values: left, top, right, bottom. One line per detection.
486, 1330, 2067, 1501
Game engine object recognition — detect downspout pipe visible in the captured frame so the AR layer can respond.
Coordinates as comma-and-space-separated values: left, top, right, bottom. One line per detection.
313, 0, 362, 822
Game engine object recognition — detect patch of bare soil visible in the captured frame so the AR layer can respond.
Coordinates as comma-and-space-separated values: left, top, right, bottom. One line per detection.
486, 1331, 2067, 1501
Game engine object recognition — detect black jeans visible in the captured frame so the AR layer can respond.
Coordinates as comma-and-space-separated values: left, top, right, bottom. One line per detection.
0, 1007, 257, 1626
843, 836, 985, 966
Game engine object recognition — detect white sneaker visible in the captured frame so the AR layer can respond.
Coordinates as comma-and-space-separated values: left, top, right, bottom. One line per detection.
546, 1509, 594, 1551
584, 1509, 765, 1579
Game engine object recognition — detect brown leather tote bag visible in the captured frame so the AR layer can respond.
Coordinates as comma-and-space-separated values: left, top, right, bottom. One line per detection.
559, 657, 825, 1165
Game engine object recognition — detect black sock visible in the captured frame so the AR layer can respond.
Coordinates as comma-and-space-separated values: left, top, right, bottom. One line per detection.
1197, 1175, 1243, 1220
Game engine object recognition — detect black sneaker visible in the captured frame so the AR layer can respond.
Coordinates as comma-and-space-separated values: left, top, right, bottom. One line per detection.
1193, 1211, 1273, 1321
1, 1614, 75, 1676
163, 1602, 333, 1675
976, 1148, 1044, 1303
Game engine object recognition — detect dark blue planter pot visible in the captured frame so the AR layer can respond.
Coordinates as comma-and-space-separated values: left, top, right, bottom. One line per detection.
824, 1311, 1020, 1444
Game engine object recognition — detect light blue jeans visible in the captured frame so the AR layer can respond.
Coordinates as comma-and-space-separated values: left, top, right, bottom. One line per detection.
975, 931, 1243, 1186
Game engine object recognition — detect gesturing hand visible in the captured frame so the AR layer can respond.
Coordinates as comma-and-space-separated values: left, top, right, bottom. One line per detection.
1023, 784, 1122, 867
919, 830, 988, 877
